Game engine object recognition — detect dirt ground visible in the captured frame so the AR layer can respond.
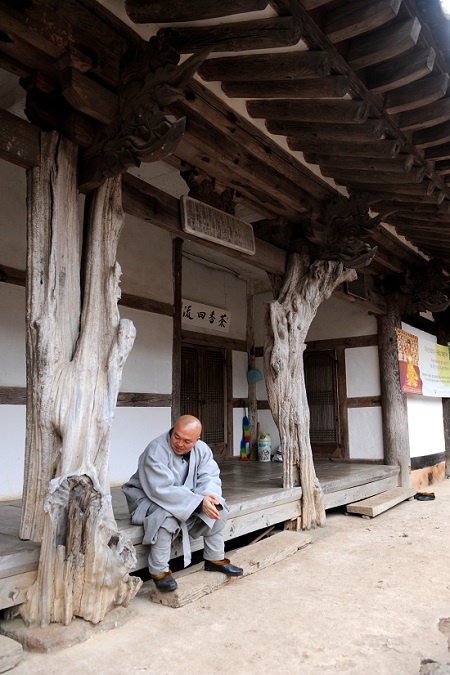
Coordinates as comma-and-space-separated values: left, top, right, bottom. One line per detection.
9, 478, 450, 675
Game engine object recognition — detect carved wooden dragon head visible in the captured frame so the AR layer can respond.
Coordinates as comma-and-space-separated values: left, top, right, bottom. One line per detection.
303, 192, 380, 268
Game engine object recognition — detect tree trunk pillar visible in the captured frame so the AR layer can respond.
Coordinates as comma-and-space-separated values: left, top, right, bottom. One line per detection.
264, 253, 356, 529
377, 297, 411, 487
19, 131, 141, 626
171, 237, 183, 425
435, 311, 450, 477
247, 281, 258, 458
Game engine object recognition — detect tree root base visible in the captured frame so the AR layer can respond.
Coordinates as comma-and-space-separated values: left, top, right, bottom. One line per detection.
0, 604, 135, 653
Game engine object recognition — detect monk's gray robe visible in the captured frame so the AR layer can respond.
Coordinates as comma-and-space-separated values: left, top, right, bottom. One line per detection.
122, 431, 228, 566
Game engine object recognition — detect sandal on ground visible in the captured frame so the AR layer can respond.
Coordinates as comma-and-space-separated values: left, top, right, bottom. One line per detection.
414, 492, 435, 501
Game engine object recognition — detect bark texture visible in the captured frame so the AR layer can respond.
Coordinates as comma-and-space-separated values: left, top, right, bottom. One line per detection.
20, 132, 141, 626
436, 314, 450, 478
264, 253, 356, 529
377, 297, 411, 487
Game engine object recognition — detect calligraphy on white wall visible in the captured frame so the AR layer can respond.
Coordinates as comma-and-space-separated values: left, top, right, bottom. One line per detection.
182, 299, 231, 333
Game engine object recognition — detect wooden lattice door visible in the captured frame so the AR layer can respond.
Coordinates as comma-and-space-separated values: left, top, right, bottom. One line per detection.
180, 344, 227, 456
304, 350, 340, 456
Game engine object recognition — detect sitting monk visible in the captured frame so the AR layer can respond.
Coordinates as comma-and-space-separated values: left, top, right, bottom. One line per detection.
122, 414, 243, 592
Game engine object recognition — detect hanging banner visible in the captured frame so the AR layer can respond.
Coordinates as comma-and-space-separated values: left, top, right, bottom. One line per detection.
182, 299, 231, 333
395, 328, 450, 397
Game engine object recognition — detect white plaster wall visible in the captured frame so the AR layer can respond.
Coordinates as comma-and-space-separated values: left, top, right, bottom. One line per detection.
253, 291, 271, 345
183, 257, 247, 340
0, 161, 26, 268
109, 406, 171, 486
345, 346, 383, 460
0, 405, 173, 499
232, 350, 248, 399
348, 407, 384, 460
0, 406, 26, 499
402, 323, 446, 459
0, 284, 25, 386
254, 293, 377, 344
307, 296, 377, 341
346, 346, 381, 397
120, 308, 172, 393
118, 214, 173, 303
407, 396, 445, 458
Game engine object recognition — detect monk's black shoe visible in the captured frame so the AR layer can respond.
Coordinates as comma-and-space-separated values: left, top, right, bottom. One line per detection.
204, 558, 243, 576
151, 571, 178, 592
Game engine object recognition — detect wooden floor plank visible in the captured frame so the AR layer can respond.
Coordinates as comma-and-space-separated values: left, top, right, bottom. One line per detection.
0, 534, 39, 578
325, 476, 399, 509
0, 571, 37, 610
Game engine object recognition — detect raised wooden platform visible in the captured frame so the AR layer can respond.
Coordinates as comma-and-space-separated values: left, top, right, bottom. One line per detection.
0, 460, 399, 612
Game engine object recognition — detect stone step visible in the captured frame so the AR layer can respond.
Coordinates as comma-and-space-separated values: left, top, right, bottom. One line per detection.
0, 634, 22, 673
149, 529, 312, 609
346, 487, 417, 518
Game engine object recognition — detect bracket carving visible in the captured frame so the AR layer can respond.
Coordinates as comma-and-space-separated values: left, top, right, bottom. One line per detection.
181, 168, 236, 214
399, 263, 450, 314
80, 29, 209, 190
304, 192, 380, 268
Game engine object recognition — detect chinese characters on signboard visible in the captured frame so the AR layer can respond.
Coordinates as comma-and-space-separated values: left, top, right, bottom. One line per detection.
180, 195, 256, 255
182, 299, 231, 333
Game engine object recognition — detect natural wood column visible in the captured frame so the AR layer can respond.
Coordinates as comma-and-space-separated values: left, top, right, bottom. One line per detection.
20, 132, 141, 626
377, 297, 411, 487
246, 281, 258, 458
436, 310, 450, 477
264, 253, 356, 529
443, 397, 450, 477
171, 237, 183, 425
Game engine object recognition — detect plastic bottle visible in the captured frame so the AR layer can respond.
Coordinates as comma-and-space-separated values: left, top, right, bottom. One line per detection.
257, 432, 271, 462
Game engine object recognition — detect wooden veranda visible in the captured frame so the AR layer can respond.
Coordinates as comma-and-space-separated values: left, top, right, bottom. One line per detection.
0, 460, 399, 613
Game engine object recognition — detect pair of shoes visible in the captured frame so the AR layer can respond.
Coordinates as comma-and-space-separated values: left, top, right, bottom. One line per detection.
204, 558, 244, 577
151, 571, 178, 592
414, 492, 435, 501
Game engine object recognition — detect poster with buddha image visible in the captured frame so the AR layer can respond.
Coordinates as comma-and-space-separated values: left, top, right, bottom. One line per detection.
395, 329, 423, 395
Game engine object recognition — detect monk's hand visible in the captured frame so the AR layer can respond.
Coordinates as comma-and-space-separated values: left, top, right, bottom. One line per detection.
202, 494, 220, 520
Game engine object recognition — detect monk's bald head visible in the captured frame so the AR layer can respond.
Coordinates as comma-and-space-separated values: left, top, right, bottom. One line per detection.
176, 415, 202, 434
170, 415, 202, 455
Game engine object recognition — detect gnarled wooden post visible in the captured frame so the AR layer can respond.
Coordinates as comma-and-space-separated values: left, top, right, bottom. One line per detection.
377, 295, 411, 487
263, 193, 380, 530
20, 132, 141, 626
436, 309, 450, 477
18, 30, 210, 627
264, 253, 356, 529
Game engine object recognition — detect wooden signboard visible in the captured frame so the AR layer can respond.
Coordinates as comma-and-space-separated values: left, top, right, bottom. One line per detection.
180, 195, 256, 255
182, 299, 231, 333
